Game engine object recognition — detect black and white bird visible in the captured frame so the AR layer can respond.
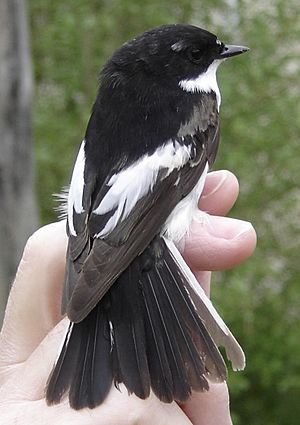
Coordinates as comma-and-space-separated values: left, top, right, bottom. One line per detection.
46, 23, 249, 410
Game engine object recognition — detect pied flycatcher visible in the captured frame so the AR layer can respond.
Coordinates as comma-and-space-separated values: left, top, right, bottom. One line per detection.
46, 23, 249, 410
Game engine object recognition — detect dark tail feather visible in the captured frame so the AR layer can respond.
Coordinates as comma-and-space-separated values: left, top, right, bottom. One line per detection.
138, 238, 227, 402
68, 306, 112, 408
108, 236, 227, 403
46, 236, 234, 409
109, 260, 151, 399
164, 237, 246, 371
142, 271, 190, 401
46, 304, 112, 409
45, 322, 81, 404
161, 248, 227, 384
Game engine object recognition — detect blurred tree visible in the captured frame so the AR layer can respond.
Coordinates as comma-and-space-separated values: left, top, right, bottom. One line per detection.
0, 0, 38, 322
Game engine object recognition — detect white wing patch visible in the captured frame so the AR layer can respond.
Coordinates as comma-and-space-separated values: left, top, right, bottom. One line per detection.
68, 140, 86, 236
93, 140, 193, 238
179, 60, 222, 110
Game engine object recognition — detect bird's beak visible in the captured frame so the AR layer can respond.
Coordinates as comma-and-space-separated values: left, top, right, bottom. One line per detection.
219, 44, 249, 59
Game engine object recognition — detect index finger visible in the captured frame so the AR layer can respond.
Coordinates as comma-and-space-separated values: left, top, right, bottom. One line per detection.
0, 221, 67, 366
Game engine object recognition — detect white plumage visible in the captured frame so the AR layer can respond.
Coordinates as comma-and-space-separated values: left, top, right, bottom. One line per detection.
163, 162, 209, 243
68, 140, 86, 236
179, 60, 222, 110
92, 139, 193, 238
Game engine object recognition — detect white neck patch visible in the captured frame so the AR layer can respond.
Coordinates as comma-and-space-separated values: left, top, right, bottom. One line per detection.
179, 60, 222, 110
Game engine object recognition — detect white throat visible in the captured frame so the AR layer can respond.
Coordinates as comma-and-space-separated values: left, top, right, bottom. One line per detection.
179, 60, 222, 110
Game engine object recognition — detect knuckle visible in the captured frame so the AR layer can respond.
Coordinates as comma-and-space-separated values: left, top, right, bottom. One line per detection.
21, 221, 66, 266
23, 224, 54, 260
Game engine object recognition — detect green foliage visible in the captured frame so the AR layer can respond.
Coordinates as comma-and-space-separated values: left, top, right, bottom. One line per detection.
28, 1, 300, 423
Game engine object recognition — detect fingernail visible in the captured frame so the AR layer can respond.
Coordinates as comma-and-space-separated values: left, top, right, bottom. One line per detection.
232, 221, 254, 239
205, 216, 254, 240
201, 170, 228, 199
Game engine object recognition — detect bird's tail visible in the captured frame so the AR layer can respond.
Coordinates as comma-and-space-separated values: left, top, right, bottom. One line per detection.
46, 236, 245, 409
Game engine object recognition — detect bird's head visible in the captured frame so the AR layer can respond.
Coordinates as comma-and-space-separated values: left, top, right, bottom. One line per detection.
101, 24, 249, 97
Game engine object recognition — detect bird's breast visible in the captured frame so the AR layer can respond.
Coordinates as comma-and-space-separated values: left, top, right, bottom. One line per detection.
162, 162, 209, 244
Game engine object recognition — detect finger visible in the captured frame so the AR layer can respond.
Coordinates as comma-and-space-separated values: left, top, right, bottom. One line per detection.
181, 172, 252, 425
180, 383, 232, 425
193, 271, 211, 296
199, 170, 239, 216
0, 221, 67, 366
1, 390, 193, 425
184, 215, 256, 271
0, 317, 69, 397
96, 388, 193, 425
184, 169, 256, 271
183, 170, 240, 293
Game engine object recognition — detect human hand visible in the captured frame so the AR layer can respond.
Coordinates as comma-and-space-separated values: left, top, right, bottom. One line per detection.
0, 170, 256, 424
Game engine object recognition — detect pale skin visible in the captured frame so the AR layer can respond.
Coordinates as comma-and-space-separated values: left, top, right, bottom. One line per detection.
0, 170, 256, 425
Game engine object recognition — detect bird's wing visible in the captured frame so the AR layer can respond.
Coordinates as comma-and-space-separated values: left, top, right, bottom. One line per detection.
63, 123, 219, 323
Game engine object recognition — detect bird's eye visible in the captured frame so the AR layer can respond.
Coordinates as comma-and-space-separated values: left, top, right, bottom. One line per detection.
218, 41, 225, 54
188, 48, 202, 64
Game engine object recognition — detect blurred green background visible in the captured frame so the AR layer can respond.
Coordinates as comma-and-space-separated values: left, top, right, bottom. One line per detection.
5, 0, 300, 423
